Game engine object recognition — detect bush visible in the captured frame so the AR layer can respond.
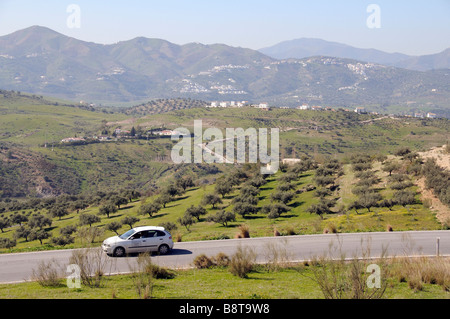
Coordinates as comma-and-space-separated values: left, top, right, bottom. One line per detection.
193, 254, 214, 269
238, 224, 250, 238
31, 259, 63, 287
229, 246, 257, 278
213, 253, 231, 267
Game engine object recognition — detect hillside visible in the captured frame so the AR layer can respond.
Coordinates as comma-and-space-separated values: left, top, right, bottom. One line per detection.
0, 26, 449, 117
1, 149, 448, 254
0, 92, 449, 201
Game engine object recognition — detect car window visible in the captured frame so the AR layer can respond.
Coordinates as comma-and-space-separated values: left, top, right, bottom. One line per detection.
156, 230, 166, 237
131, 232, 143, 239
119, 229, 136, 239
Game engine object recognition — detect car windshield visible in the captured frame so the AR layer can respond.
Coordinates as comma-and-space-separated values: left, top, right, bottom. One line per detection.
119, 229, 136, 240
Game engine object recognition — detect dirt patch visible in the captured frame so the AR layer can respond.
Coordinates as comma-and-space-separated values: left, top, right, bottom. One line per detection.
418, 145, 450, 171
416, 145, 450, 225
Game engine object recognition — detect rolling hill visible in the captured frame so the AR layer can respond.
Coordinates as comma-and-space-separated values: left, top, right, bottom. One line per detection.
0, 26, 449, 117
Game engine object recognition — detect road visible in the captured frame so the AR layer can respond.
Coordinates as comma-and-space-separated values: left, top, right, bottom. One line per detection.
0, 230, 448, 284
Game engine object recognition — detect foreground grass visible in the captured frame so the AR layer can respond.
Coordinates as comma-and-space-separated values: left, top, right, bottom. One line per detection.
0, 262, 448, 299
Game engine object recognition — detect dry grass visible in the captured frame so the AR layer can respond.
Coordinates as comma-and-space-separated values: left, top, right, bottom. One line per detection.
390, 257, 450, 292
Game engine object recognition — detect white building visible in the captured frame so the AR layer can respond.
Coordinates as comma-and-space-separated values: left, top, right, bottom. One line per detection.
427, 113, 437, 119
355, 107, 367, 114
297, 105, 311, 110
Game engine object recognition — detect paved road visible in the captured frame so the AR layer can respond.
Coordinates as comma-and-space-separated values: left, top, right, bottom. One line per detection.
0, 230, 448, 284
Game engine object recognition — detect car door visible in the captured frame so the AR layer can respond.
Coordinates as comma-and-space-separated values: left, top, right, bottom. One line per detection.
142, 230, 160, 252
127, 231, 148, 253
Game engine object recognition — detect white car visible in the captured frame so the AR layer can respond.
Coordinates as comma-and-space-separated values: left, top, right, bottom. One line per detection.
102, 226, 174, 257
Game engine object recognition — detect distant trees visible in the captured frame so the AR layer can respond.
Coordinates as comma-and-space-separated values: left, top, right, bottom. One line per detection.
105, 221, 122, 235
207, 210, 236, 227
201, 193, 222, 209
138, 202, 162, 218
121, 216, 140, 229
48, 206, 69, 221
177, 214, 195, 231
98, 203, 118, 218
79, 213, 101, 227
185, 205, 207, 222
28, 214, 52, 230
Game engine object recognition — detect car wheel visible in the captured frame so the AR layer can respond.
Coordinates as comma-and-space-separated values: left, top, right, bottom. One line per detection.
113, 247, 126, 257
158, 244, 170, 255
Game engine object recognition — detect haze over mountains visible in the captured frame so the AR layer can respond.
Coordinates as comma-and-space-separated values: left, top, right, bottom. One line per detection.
0, 26, 448, 116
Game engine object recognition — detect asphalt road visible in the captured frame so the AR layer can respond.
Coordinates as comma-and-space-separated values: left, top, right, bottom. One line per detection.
0, 230, 448, 284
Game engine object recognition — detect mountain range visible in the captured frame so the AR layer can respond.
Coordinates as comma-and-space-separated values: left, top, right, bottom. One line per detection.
0, 26, 448, 116
259, 38, 450, 71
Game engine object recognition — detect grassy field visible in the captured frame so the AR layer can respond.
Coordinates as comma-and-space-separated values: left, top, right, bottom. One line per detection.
0, 259, 448, 299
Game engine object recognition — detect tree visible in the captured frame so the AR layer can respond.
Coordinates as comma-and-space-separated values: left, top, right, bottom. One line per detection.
239, 185, 260, 198
0, 238, 16, 249
139, 202, 162, 218
207, 210, 236, 227
121, 189, 141, 203
130, 126, 136, 137
382, 161, 401, 176
164, 184, 183, 197
261, 203, 291, 219
215, 181, 233, 198
176, 176, 195, 191
185, 205, 207, 222
155, 193, 173, 208
112, 196, 129, 209
30, 229, 51, 245
28, 214, 52, 230
105, 221, 122, 235
201, 193, 223, 209
14, 226, 32, 242
0, 217, 11, 233
232, 202, 258, 219
355, 192, 382, 212
79, 213, 101, 228
121, 216, 140, 229
177, 214, 195, 231
393, 190, 416, 207
60, 225, 77, 237
270, 191, 295, 205
49, 206, 69, 221
99, 203, 118, 218
11, 213, 28, 226
50, 235, 74, 247
306, 200, 333, 219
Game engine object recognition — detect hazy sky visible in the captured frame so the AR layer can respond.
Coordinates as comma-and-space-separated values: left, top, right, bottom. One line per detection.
0, 0, 449, 56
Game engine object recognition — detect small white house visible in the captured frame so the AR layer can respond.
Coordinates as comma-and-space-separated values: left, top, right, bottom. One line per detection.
355, 107, 367, 114
427, 113, 437, 119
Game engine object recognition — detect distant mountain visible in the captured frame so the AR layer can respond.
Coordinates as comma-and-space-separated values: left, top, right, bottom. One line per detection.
394, 48, 450, 72
259, 38, 450, 71
0, 26, 449, 116
259, 38, 411, 66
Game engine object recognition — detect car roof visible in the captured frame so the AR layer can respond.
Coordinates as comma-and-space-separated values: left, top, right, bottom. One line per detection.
133, 226, 165, 232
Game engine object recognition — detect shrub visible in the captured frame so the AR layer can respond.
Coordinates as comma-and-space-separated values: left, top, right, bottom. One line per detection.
238, 224, 250, 238
69, 248, 111, 288
31, 259, 63, 287
193, 254, 214, 269
213, 253, 231, 267
229, 246, 256, 278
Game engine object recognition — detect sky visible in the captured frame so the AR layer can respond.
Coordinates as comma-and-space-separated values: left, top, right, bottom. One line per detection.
0, 0, 449, 56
